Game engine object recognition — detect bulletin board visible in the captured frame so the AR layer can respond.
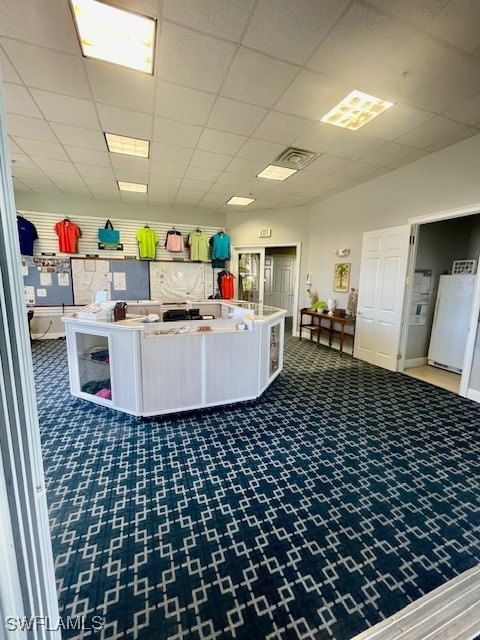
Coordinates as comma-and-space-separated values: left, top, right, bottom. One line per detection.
149, 262, 215, 302
22, 257, 73, 306
71, 258, 150, 305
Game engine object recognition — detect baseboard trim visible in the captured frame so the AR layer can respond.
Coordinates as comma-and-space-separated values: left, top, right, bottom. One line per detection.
404, 357, 428, 369
466, 388, 480, 403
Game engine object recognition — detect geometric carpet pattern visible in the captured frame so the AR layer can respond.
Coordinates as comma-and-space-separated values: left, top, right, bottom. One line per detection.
32, 334, 480, 640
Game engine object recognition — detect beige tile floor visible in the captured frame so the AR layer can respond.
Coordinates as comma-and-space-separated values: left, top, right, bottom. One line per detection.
403, 364, 461, 394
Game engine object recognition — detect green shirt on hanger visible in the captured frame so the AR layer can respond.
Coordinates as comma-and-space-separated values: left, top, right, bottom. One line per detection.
136, 227, 158, 259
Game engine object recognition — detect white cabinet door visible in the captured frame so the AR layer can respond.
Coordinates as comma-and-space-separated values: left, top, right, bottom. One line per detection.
354, 225, 410, 371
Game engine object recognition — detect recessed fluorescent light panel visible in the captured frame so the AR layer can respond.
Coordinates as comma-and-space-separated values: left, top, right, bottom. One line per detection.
257, 165, 298, 181
70, 0, 156, 74
105, 133, 150, 158
226, 196, 255, 206
117, 181, 148, 193
321, 90, 394, 131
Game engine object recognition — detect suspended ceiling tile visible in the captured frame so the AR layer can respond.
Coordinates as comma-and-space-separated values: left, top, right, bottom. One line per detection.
86, 59, 156, 114
184, 166, 220, 182
13, 138, 69, 161
10, 153, 38, 169
220, 49, 299, 109
3, 83, 43, 118
48, 173, 87, 187
253, 111, 314, 145
31, 89, 99, 129
5, 113, 56, 142
113, 169, 149, 184
242, 0, 351, 65
395, 115, 470, 149
148, 185, 178, 198
176, 189, 207, 200
333, 160, 387, 181
196, 129, 247, 156
368, 0, 451, 23
1, 39, 90, 98
65, 146, 111, 168
360, 141, 425, 168
274, 70, 351, 121
32, 157, 79, 175
423, 0, 480, 54
153, 116, 202, 147
147, 174, 182, 188
110, 155, 150, 173
98, 104, 153, 140
360, 104, 435, 141
236, 138, 285, 163
180, 179, 211, 193
444, 93, 480, 127
0, 0, 78, 53
207, 97, 268, 136
0, 46, 22, 83
425, 127, 480, 153
150, 142, 193, 165
155, 81, 215, 125
156, 22, 236, 93
162, 0, 256, 41
81, 176, 117, 190
190, 150, 232, 172
294, 123, 385, 160
50, 123, 106, 151
149, 160, 186, 178
302, 155, 352, 175
225, 157, 266, 177
215, 173, 254, 187
75, 164, 116, 180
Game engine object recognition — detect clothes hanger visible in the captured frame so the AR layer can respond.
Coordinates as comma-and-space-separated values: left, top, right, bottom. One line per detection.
144, 223, 149, 228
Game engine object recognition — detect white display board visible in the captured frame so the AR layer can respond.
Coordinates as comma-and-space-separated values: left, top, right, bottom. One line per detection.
149, 262, 215, 302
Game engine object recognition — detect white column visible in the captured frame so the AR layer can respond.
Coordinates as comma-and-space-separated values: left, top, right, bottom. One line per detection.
0, 68, 60, 637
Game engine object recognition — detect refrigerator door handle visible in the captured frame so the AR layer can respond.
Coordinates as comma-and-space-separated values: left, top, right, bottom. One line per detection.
432, 293, 441, 326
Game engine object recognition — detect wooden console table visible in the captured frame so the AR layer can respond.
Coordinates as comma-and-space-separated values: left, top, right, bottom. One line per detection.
299, 308, 355, 355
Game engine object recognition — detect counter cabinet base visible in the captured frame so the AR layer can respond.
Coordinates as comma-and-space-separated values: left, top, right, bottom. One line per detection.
63, 305, 285, 417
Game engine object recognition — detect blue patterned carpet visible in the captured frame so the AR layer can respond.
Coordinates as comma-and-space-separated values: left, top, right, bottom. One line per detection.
32, 334, 480, 640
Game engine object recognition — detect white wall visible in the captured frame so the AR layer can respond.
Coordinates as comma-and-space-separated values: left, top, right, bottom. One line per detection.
306, 133, 480, 307
14, 191, 227, 228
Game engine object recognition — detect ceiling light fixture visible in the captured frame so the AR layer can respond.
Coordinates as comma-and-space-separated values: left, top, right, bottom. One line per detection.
105, 133, 150, 158
117, 180, 148, 193
321, 90, 394, 131
257, 165, 298, 181
226, 196, 255, 206
70, 0, 156, 74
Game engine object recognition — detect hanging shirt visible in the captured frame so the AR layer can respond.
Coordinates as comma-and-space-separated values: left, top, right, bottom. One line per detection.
211, 232, 231, 261
54, 219, 81, 253
17, 215, 38, 255
219, 271, 235, 299
136, 226, 158, 259
165, 230, 184, 252
188, 230, 209, 262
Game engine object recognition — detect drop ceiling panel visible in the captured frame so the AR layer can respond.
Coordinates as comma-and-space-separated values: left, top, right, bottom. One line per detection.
184, 166, 220, 182
50, 123, 106, 151
75, 164, 116, 180
236, 138, 285, 163
98, 105, 153, 140
10, 153, 39, 169
358, 104, 435, 141
197, 129, 247, 155
153, 116, 202, 147
3, 83, 43, 118
190, 150, 232, 172
360, 141, 425, 167
0, 0, 79, 53
65, 146, 111, 167
5, 114, 57, 142
150, 142, 193, 165
395, 115, 470, 149
445, 94, 480, 126
180, 179, 210, 193
207, 97, 268, 136
424, 0, 480, 53
110, 155, 150, 173
369, 0, 451, 23
225, 157, 266, 176
149, 161, 186, 178
253, 111, 314, 145
1, 39, 90, 98
220, 49, 299, 108
31, 89, 99, 129
305, 155, 352, 175
155, 81, 215, 125
156, 23, 237, 93
87, 60, 156, 114
0, 47, 22, 83
13, 139, 69, 161
333, 161, 385, 181
242, 0, 351, 65
162, 0, 256, 41
32, 158, 79, 175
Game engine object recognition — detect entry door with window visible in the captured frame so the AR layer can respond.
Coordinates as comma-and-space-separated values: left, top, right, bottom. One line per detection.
354, 225, 410, 371
236, 249, 265, 304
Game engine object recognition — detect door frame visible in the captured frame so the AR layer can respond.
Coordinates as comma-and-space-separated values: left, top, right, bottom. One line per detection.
231, 242, 301, 324
399, 201, 480, 398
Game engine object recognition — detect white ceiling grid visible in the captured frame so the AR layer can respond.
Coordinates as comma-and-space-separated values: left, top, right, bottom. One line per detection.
1, 0, 479, 214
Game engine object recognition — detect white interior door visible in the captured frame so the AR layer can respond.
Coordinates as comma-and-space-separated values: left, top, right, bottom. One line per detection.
354, 224, 410, 371
264, 254, 295, 314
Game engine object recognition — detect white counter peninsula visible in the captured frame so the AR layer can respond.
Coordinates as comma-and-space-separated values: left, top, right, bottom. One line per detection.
62, 301, 286, 417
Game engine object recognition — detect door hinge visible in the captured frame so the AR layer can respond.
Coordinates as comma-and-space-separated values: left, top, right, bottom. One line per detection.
397, 353, 402, 360
409, 235, 415, 245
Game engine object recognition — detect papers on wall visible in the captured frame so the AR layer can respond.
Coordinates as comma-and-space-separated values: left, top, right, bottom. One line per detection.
113, 272, 126, 290
410, 269, 433, 325
24, 286, 35, 305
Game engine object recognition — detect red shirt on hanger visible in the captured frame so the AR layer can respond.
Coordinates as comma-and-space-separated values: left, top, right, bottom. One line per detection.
54, 219, 81, 253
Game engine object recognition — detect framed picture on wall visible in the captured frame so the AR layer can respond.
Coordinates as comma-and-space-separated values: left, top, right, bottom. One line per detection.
333, 262, 351, 292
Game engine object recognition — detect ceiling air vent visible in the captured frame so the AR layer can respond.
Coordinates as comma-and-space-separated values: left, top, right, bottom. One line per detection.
274, 147, 319, 170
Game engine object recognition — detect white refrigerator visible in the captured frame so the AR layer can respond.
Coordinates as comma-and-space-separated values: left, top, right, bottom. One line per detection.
428, 274, 476, 373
